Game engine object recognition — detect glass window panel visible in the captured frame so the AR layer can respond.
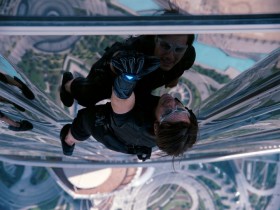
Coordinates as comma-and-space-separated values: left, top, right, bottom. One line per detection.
0, 0, 279, 17
0, 3, 280, 209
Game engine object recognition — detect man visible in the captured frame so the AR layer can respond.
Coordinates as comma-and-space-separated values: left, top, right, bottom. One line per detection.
0, 69, 34, 131
60, 52, 198, 160
0, 110, 33, 131
60, 34, 195, 108
0, 72, 35, 100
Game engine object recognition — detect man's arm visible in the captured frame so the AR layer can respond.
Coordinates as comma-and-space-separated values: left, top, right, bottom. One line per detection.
111, 88, 135, 114
110, 51, 159, 113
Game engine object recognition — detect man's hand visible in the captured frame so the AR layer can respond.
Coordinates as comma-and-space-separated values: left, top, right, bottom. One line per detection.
111, 51, 160, 99
111, 51, 160, 80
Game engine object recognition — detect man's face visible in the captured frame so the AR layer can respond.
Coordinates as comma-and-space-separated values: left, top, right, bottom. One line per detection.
154, 35, 188, 71
155, 94, 190, 124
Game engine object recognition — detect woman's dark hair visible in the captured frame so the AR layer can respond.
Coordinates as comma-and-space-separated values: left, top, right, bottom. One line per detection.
155, 109, 198, 157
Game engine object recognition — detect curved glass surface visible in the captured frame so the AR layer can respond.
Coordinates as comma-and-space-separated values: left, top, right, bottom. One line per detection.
0, 31, 279, 209
0, 2, 280, 210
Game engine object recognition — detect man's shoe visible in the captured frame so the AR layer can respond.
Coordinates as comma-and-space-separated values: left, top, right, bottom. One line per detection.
8, 120, 33, 131
0, 72, 8, 83
14, 77, 35, 100
60, 72, 74, 107
60, 124, 75, 156
12, 103, 25, 112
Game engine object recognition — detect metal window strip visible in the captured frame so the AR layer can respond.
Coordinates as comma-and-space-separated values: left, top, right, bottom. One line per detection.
0, 14, 279, 35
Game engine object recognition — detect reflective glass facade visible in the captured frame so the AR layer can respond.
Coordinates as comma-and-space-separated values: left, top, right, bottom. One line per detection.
0, 1, 280, 210
1, 0, 279, 16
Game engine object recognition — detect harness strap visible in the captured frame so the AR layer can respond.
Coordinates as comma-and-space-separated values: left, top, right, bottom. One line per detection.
126, 145, 152, 161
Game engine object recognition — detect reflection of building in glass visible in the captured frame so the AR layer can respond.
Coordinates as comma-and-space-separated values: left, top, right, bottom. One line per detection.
169, 80, 192, 106
0, 2, 280, 209
50, 167, 141, 200
0, 47, 279, 209
170, 0, 280, 15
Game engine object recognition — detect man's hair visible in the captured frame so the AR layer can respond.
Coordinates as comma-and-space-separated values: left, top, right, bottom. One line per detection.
157, 34, 195, 46
155, 109, 198, 157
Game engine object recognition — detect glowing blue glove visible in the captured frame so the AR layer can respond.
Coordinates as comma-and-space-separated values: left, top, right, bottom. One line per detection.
111, 51, 160, 99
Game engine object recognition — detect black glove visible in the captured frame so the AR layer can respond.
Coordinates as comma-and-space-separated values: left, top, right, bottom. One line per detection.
111, 51, 160, 99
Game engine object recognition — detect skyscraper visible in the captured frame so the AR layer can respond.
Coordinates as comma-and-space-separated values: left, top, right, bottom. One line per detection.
0, 1, 279, 209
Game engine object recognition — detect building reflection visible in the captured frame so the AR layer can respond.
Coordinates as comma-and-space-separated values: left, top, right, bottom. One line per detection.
0, 40, 278, 167
0, 1, 280, 209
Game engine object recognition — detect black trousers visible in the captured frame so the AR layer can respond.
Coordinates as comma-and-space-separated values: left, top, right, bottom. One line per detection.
70, 65, 114, 107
